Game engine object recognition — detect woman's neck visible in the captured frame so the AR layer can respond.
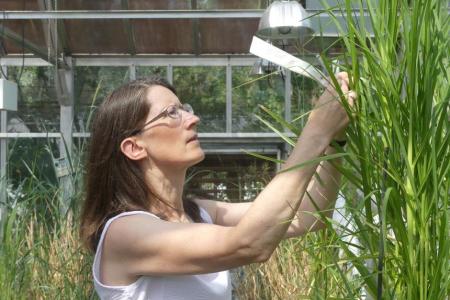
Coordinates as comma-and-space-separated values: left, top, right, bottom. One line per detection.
144, 164, 188, 220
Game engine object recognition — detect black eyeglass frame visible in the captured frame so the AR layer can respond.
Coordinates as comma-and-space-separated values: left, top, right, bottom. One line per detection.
129, 103, 194, 136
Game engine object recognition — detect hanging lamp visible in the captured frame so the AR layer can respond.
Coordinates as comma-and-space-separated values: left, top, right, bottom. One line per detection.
256, 0, 314, 41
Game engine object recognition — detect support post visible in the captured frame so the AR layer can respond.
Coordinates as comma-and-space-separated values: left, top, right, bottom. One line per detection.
57, 57, 74, 215
226, 61, 232, 133
284, 69, 291, 125
130, 64, 136, 80
0, 66, 7, 240
167, 64, 173, 84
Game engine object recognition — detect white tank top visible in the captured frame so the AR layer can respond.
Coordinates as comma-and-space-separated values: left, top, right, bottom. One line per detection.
93, 208, 231, 300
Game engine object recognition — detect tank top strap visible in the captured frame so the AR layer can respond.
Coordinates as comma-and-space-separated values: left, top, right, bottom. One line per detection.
199, 206, 213, 224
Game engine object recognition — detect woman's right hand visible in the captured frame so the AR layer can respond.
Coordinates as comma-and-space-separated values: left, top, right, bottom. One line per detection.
306, 72, 356, 141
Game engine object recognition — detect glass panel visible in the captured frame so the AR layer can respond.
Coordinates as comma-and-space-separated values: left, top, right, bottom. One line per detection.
136, 66, 167, 79
133, 20, 194, 54
290, 74, 321, 127
0, 0, 39, 10
64, 20, 129, 54
7, 66, 59, 132
185, 154, 276, 203
173, 67, 226, 133
199, 19, 258, 54
7, 138, 59, 187
0, 2, 44, 53
232, 67, 285, 132
74, 67, 129, 132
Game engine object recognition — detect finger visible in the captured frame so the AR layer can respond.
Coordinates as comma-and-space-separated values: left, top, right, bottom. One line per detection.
336, 73, 349, 93
336, 72, 349, 82
347, 90, 357, 108
340, 80, 349, 93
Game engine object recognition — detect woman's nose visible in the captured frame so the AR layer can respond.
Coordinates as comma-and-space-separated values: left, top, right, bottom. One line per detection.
183, 111, 200, 128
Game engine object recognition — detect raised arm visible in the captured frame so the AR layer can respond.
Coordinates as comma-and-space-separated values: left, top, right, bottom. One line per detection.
284, 145, 342, 237
195, 144, 343, 238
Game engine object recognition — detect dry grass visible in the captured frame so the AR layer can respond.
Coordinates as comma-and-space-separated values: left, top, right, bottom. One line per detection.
235, 238, 313, 300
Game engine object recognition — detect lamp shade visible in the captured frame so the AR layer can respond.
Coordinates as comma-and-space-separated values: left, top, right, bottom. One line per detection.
251, 58, 266, 75
256, 0, 314, 40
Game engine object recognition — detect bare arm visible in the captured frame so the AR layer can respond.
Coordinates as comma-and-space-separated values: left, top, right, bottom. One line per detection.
285, 145, 342, 237
195, 145, 343, 238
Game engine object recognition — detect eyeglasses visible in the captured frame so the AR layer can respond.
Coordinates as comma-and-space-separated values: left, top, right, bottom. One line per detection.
130, 103, 194, 136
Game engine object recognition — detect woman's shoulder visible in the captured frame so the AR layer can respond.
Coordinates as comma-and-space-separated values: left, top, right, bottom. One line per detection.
105, 211, 161, 233
103, 211, 163, 248
96, 211, 164, 285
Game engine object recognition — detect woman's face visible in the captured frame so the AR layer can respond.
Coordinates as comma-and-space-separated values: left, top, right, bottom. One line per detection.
137, 85, 205, 169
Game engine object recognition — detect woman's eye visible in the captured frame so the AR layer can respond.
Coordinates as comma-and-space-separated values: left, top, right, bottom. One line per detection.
167, 106, 179, 118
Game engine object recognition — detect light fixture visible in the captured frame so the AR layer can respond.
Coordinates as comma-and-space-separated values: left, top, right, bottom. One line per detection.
251, 58, 284, 76
256, 0, 314, 41
251, 58, 266, 75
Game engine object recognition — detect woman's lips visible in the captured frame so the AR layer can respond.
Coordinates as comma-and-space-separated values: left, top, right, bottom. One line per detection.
187, 134, 198, 143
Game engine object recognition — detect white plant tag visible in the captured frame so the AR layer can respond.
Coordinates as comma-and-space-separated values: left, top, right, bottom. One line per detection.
249, 36, 329, 87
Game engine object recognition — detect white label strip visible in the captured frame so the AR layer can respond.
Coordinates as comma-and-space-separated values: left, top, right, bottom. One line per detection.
249, 36, 328, 86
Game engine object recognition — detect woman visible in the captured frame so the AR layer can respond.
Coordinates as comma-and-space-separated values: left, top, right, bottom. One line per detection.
80, 73, 355, 299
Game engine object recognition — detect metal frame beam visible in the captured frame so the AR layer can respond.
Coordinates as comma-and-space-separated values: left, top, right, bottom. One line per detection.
191, 0, 201, 56
74, 56, 261, 66
0, 57, 51, 66
38, 0, 59, 61
0, 9, 383, 20
0, 132, 295, 139
1, 10, 266, 20
0, 55, 320, 66
37, 0, 69, 59
0, 132, 61, 138
72, 132, 295, 139
121, 0, 136, 55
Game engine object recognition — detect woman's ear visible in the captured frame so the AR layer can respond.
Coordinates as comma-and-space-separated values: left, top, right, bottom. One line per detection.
120, 137, 147, 161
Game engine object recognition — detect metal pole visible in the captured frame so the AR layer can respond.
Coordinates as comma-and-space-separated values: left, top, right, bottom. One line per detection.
284, 69, 292, 126
0, 10, 266, 20
167, 64, 173, 84
0, 66, 8, 240
130, 64, 136, 80
226, 61, 232, 133
58, 57, 74, 215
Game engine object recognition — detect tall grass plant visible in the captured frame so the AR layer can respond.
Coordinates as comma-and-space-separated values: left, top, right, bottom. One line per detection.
253, 0, 449, 298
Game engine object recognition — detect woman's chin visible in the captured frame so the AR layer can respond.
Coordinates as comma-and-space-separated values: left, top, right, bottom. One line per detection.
187, 148, 205, 167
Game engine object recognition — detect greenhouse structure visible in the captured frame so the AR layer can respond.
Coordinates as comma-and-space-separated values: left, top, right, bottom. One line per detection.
0, 0, 358, 208
0, 0, 448, 299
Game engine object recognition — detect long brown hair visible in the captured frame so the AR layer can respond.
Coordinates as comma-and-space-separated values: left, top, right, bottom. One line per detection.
80, 77, 202, 253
